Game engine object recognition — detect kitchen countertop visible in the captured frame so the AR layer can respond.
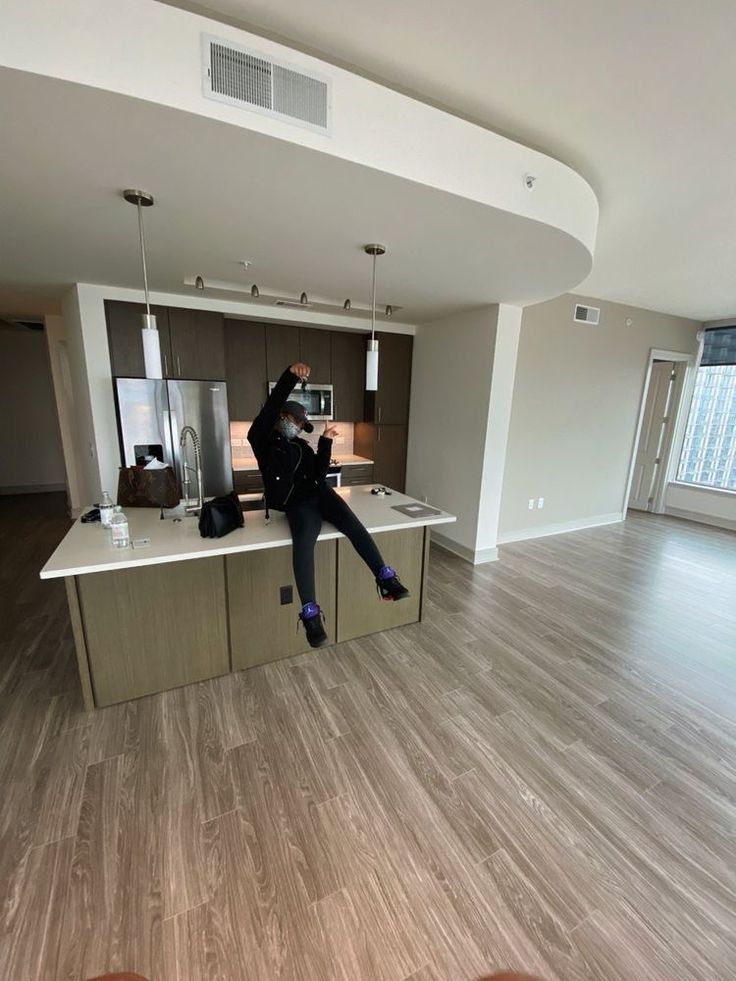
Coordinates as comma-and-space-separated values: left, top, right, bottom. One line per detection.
40, 486, 455, 580
232, 454, 373, 472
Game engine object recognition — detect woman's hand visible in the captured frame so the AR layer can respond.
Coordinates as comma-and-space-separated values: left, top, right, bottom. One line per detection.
323, 424, 340, 440
290, 362, 311, 383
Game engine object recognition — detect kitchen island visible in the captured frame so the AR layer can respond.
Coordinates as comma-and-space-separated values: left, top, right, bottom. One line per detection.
41, 486, 455, 709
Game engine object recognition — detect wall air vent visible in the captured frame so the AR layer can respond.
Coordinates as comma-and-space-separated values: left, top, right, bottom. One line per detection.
574, 303, 601, 326
202, 35, 331, 134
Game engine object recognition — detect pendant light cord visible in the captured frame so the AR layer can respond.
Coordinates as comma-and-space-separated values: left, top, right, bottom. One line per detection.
137, 200, 151, 317
370, 250, 377, 341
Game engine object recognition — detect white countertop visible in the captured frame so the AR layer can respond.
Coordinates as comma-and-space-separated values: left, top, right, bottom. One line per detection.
40, 486, 456, 580
233, 454, 373, 472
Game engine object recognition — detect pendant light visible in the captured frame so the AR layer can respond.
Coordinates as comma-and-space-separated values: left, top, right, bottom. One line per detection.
124, 189, 161, 378
364, 243, 385, 390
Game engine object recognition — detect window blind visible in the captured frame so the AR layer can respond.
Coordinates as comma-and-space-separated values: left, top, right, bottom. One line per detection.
701, 326, 736, 366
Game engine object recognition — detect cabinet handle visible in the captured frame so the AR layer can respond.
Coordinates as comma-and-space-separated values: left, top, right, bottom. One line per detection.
378, 406, 382, 422
163, 353, 168, 376
176, 355, 181, 376
377, 427, 381, 442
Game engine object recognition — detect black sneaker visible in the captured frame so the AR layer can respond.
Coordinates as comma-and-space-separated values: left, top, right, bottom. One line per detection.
298, 602, 329, 648
376, 566, 410, 602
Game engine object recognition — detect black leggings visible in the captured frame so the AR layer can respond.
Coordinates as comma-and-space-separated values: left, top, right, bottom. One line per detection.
286, 485, 385, 605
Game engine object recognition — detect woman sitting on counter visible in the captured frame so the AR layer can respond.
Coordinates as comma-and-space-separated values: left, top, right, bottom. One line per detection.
248, 362, 409, 648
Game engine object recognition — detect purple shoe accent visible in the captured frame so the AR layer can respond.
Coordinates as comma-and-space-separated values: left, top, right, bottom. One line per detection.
301, 602, 320, 619
378, 565, 397, 581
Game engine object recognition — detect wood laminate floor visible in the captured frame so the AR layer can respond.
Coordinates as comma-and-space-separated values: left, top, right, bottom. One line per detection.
1, 493, 735, 980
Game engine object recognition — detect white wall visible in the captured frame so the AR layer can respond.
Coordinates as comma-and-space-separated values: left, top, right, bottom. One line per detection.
498, 293, 701, 542
60, 287, 101, 508
44, 315, 82, 510
0, 327, 66, 493
476, 305, 522, 559
407, 305, 520, 562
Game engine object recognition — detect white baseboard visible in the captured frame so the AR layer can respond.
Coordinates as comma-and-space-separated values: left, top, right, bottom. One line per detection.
664, 507, 736, 533
497, 512, 624, 545
430, 529, 499, 565
474, 546, 499, 564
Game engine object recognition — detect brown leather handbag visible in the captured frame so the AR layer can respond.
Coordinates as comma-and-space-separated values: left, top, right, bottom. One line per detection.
116, 466, 179, 508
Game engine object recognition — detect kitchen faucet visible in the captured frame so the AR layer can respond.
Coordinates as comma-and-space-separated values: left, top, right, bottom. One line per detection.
180, 425, 204, 515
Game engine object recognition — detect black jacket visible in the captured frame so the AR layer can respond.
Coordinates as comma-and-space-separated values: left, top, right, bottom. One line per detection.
247, 367, 332, 511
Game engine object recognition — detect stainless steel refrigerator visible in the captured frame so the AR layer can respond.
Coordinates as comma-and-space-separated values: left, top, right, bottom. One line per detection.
114, 378, 232, 499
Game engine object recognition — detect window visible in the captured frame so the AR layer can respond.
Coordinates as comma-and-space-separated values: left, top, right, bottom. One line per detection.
677, 326, 736, 491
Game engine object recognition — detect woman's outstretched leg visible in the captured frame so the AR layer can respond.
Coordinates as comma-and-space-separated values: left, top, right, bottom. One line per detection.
318, 486, 409, 601
286, 498, 329, 646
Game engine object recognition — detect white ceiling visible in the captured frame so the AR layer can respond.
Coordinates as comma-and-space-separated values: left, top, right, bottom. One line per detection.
160, 0, 736, 321
0, 67, 589, 323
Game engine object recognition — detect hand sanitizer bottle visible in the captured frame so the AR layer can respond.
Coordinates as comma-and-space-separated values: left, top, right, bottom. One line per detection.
99, 490, 114, 528
110, 506, 130, 548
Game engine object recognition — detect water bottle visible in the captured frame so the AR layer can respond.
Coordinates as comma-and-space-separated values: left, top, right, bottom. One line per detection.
110, 505, 130, 549
99, 490, 114, 528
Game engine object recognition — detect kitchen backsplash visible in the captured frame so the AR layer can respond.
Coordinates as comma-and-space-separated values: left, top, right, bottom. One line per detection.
230, 421, 355, 470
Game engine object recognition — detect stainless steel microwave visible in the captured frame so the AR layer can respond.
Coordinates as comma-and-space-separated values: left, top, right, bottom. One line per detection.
269, 381, 333, 420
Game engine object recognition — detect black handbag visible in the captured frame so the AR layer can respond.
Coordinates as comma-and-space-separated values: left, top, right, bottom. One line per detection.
198, 491, 244, 539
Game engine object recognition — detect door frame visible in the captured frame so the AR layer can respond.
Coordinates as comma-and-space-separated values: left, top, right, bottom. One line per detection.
623, 347, 698, 516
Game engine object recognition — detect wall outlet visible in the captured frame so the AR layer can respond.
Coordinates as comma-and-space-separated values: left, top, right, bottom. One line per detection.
528, 498, 535, 510
537, 497, 545, 509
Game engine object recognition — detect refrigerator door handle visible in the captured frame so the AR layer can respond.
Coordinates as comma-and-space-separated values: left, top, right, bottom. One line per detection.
170, 411, 181, 494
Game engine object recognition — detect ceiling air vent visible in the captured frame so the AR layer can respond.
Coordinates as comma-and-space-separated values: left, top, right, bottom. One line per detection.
574, 303, 601, 326
202, 35, 331, 134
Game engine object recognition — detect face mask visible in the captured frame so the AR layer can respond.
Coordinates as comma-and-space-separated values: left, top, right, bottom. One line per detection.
277, 417, 301, 440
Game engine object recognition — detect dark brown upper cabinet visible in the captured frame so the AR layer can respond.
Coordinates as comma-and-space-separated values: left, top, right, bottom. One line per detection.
167, 308, 226, 380
298, 327, 332, 383
331, 330, 367, 422
265, 323, 300, 382
224, 319, 268, 421
105, 300, 172, 378
372, 424, 407, 493
368, 331, 413, 425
